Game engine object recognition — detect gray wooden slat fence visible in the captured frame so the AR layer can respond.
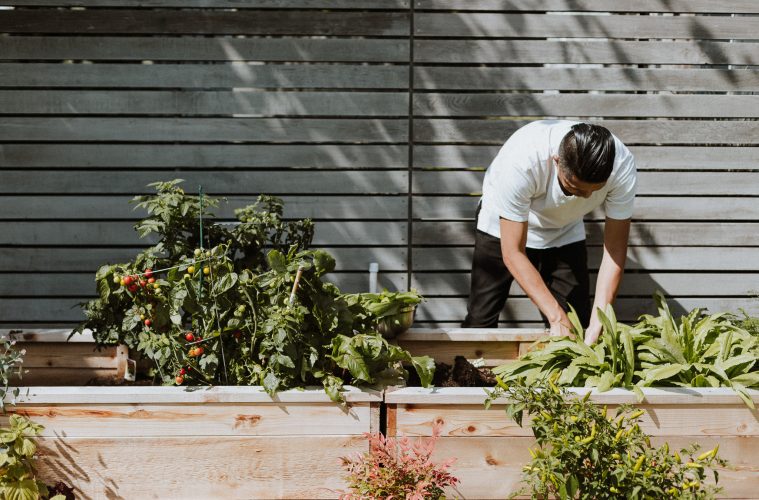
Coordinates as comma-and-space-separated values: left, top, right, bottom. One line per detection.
1, 1, 757, 328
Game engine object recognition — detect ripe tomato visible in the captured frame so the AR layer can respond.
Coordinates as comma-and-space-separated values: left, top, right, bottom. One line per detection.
128, 284, 138, 293
188, 348, 196, 357
233, 330, 242, 340
185, 332, 195, 342
123, 276, 133, 286
144, 268, 153, 279
175, 376, 184, 385
196, 347, 204, 356
139, 280, 147, 288
144, 319, 152, 327
147, 277, 155, 284
179, 368, 187, 376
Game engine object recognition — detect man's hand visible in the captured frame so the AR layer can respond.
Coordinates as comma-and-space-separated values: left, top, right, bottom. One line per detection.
550, 319, 572, 338
584, 316, 602, 345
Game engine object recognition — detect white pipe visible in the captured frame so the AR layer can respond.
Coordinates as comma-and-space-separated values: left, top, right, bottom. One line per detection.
368, 262, 379, 293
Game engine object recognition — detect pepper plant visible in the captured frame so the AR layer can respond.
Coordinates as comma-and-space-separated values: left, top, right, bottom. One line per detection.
486, 377, 726, 499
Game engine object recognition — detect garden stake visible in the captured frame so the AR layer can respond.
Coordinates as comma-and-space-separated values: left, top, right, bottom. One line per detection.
198, 185, 204, 299
289, 266, 304, 306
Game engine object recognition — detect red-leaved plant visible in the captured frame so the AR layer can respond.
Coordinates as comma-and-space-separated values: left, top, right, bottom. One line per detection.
338, 423, 459, 500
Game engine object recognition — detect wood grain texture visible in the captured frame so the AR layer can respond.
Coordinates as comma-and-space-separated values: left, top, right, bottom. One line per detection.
0, 9, 409, 35
0, 63, 408, 89
5, 0, 408, 8
415, 0, 759, 13
415, 12, 759, 39
0, 36, 409, 62
395, 339, 519, 367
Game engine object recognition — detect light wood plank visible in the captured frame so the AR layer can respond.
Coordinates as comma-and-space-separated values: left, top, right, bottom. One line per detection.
5, 403, 372, 437
0, 36, 409, 62
414, 93, 759, 118
414, 119, 759, 144
12, 368, 117, 386
0, 170, 408, 194
395, 339, 518, 367
0, 10, 409, 36
415, 12, 759, 39
415, 0, 759, 13
7, 386, 381, 404
0, 90, 408, 116
413, 246, 759, 272
399, 328, 546, 342
414, 67, 759, 92
0, 195, 408, 219
19, 343, 118, 369
413, 145, 759, 170
33, 435, 364, 499
0, 247, 409, 272
4, 0, 408, 7
0, 117, 407, 142
0, 64, 408, 88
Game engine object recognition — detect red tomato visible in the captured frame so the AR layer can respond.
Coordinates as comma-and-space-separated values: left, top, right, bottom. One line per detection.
144, 319, 152, 327
175, 376, 184, 385
196, 347, 204, 356
139, 280, 147, 288
147, 277, 156, 284
128, 284, 138, 293
145, 268, 154, 279
179, 368, 187, 375
123, 276, 133, 286
185, 332, 195, 342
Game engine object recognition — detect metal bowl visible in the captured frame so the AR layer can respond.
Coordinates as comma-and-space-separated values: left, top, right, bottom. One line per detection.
376, 306, 415, 339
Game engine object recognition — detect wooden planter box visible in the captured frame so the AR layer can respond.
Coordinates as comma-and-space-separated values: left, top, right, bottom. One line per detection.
386, 387, 759, 499
395, 328, 546, 368
6, 386, 381, 499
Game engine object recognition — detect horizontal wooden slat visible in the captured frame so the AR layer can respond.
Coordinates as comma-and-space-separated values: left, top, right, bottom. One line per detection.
0, 10, 409, 36
414, 93, 759, 118
414, 67, 759, 92
413, 171, 759, 196
4, 0, 408, 8
0, 64, 408, 89
413, 145, 759, 170
0, 195, 408, 219
0, 36, 409, 62
0, 272, 407, 296
0, 117, 407, 142
414, 247, 759, 272
412, 272, 759, 297
413, 221, 759, 246
0, 90, 408, 117
415, 39, 759, 65
400, 328, 546, 342
416, 297, 759, 322
9, 403, 372, 437
8, 385, 381, 404
415, 12, 759, 39
414, 119, 759, 144
0, 247, 409, 272
396, 338, 519, 367
0, 144, 407, 168
412, 196, 759, 220
29, 435, 364, 499
14, 368, 117, 386
416, 1, 759, 13
20, 343, 118, 369
0, 171, 408, 194
0, 221, 407, 246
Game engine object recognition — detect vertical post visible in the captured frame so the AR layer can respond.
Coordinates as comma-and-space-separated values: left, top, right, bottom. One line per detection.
198, 185, 204, 299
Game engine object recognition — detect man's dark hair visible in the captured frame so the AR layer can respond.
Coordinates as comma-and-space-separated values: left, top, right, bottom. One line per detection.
558, 123, 616, 183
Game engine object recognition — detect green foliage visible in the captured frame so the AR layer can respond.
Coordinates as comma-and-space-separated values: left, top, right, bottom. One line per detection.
73, 180, 433, 401
351, 289, 423, 319
339, 423, 459, 500
486, 378, 726, 499
493, 293, 759, 407
0, 415, 67, 500
0, 339, 25, 411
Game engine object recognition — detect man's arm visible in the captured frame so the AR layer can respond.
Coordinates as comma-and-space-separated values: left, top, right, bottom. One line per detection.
584, 217, 631, 344
499, 218, 572, 337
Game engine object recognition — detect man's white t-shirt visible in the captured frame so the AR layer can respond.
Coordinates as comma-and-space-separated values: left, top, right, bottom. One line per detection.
477, 120, 637, 249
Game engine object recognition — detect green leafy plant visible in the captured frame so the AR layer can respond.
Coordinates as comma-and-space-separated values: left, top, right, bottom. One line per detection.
494, 292, 759, 407
0, 338, 25, 411
352, 289, 424, 319
73, 180, 433, 401
339, 422, 459, 500
486, 378, 726, 499
0, 415, 68, 500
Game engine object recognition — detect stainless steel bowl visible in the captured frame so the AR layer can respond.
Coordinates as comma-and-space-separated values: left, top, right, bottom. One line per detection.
376, 306, 415, 339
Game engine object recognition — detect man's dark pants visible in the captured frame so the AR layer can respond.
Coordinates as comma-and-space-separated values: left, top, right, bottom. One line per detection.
462, 224, 591, 329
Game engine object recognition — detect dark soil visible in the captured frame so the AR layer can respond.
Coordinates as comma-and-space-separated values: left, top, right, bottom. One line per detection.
407, 355, 497, 387
85, 375, 153, 386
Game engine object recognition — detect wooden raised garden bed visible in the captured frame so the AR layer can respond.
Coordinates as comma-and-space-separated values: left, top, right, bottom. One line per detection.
6, 386, 381, 499
395, 328, 546, 368
386, 387, 759, 499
